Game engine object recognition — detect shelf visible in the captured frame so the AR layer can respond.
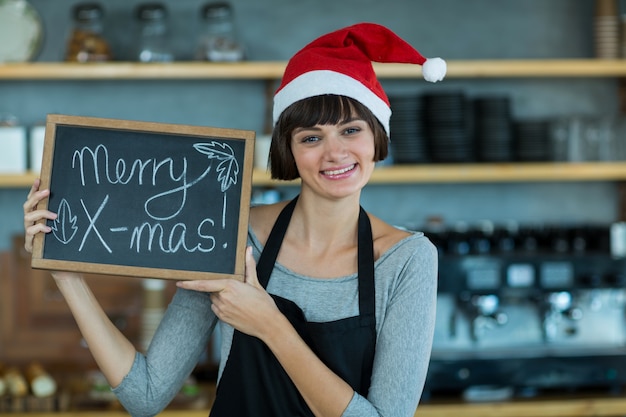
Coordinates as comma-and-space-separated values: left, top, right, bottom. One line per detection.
2, 59, 626, 80
8, 163, 623, 188
252, 162, 626, 186
368, 162, 626, 184
0, 172, 39, 188
0, 62, 285, 80
10, 394, 626, 417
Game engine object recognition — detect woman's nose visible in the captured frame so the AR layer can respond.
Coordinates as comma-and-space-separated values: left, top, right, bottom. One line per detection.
324, 135, 347, 159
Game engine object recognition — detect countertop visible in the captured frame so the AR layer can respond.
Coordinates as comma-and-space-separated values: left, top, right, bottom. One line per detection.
7, 394, 626, 417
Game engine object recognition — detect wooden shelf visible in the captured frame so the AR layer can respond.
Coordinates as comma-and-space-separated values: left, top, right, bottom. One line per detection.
1, 59, 626, 80
5, 382, 626, 416
0, 62, 285, 80
10, 394, 626, 417
253, 162, 626, 186
8, 163, 626, 189
376, 162, 626, 183
0, 172, 39, 188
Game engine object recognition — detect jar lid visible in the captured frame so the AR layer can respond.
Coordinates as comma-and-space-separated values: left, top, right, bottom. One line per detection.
73, 3, 104, 22
202, 2, 233, 20
136, 3, 168, 21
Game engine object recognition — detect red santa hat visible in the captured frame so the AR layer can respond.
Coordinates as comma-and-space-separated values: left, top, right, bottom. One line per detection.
273, 22, 446, 135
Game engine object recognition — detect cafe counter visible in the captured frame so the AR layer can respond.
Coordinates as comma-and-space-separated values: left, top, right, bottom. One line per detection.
7, 394, 626, 417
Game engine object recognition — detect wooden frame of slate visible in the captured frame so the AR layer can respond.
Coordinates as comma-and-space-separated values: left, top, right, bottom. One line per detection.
31, 114, 255, 281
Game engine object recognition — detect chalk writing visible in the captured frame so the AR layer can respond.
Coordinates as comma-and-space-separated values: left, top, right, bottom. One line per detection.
51, 140, 239, 256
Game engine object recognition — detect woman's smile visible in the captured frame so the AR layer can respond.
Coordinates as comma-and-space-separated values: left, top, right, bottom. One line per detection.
321, 163, 357, 178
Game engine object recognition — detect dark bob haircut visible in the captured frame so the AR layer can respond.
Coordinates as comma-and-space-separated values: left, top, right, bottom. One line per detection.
269, 95, 389, 181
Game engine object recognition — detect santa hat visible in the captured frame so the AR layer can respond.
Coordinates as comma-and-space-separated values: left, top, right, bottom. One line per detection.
273, 22, 446, 135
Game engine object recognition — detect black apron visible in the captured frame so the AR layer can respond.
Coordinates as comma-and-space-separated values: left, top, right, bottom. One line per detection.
209, 196, 377, 417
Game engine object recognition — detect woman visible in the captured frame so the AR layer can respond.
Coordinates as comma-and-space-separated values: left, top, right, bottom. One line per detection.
23, 23, 444, 417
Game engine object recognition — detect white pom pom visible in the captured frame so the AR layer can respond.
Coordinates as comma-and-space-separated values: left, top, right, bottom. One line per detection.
422, 57, 446, 83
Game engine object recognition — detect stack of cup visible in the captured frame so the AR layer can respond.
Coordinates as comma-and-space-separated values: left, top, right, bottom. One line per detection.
140, 279, 166, 352
594, 0, 619, 59
0, 116, 27, 174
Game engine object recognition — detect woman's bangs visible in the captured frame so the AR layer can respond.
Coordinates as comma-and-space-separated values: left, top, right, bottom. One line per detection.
296, 95, 361, 127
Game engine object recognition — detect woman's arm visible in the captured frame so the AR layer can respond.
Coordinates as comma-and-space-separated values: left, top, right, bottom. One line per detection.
263, 308, 356, 416
113, 288, 217, 416
24, 180, 216, 416
23, 180, 136, 387
54, 274, 137, 386
344, 237, 438, 417
177, 247, 356, 417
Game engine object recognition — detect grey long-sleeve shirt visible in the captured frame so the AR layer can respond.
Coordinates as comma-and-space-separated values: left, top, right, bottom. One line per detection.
112, 228, 438, 417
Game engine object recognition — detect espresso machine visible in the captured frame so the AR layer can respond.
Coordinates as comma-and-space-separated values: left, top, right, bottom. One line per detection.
422, 222, 626, 399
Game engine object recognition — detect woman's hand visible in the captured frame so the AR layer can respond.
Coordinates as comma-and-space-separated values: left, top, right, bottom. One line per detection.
176, 246, 280, 339
23, 179, 57, 254
23, 179, 81, 283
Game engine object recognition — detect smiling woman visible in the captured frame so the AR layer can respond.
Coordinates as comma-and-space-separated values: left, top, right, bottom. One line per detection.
23, 22, 445, 417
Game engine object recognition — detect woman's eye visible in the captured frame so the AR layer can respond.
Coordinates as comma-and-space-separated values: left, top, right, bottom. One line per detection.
302, 135, 320, 143
344, 127, 361, 135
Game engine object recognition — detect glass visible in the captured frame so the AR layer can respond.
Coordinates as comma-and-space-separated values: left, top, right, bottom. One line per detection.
603, 116, 626, 161
65, 2, 112, 62
0, 0, 44, 62
135, 2, 173, 62
195, 2, 244, 62
551, 116, 624, 162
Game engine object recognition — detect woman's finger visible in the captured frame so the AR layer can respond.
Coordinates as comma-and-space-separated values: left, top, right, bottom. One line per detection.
244, 246, 261, 288
23, 208, 56, 233
23, 180, 56, 253
26, 178, 41, 199
24, 222, 52, 253
176, 278, 231, 293
23, 186, 51, 225
23, 180, 44, 212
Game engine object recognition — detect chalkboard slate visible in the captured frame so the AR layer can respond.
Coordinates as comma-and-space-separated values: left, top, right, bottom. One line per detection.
31, 114, 255, 281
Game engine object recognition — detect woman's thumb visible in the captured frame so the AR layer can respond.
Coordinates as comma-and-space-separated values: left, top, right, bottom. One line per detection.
244, 246, 260, 287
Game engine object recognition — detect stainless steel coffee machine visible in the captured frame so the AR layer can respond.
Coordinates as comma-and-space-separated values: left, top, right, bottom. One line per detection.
422, 222, 626, 399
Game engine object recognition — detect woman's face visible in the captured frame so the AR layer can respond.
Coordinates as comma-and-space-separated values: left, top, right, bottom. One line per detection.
290, 116, 375, 199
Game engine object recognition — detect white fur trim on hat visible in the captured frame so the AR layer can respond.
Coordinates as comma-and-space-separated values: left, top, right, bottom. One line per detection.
273, 70, 392, 135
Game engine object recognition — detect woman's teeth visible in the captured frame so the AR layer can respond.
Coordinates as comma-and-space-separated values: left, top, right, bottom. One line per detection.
324, 164, 355, 175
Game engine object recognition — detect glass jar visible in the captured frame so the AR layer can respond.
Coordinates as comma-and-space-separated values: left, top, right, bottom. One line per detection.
135, 3, 173, 62
65, 2, 113, 62
195, 2, 244, 62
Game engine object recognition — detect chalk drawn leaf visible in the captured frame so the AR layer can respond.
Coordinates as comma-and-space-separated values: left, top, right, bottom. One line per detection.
215, 157, 239, 192
52, 198, 78, 244
193, 141, 240, 192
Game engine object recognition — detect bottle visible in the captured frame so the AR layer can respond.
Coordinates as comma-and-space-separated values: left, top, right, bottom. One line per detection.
135, 3, 173, 62
65, 2, 113, 62
594, 0, 619, 59
195, 2, 245, 62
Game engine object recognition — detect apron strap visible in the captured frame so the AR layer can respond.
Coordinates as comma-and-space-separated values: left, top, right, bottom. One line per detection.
256, 196, 299, 288
357, 207, 375, 317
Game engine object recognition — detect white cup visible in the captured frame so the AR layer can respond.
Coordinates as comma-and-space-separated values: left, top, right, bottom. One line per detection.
254, 134, 272, 170
29, 125, 46, 172
0, 126, 26, 173
611, 222, 626, 258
